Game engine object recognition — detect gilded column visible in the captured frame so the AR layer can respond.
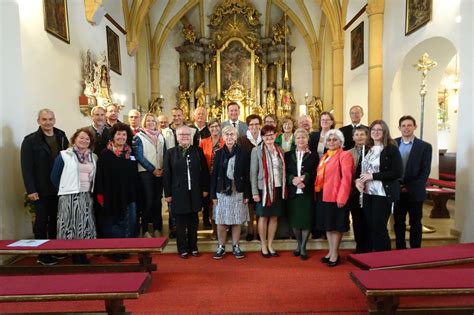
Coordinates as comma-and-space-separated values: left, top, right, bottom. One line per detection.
332, 39, 344, 127
204, 63, 211, 107
150, 61, 159, 100
260, 63, 268, 107
187, 62, 197, 114
275, 61, 284, 107
366, 0, 385, 122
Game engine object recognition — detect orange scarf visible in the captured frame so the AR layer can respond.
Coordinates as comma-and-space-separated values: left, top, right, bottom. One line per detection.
314, 149, 339, 192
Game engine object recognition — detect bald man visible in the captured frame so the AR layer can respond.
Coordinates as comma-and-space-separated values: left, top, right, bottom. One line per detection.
339, 105, 367, 150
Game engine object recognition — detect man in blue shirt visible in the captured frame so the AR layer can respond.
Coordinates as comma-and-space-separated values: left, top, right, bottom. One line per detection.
394, 115, 432, 249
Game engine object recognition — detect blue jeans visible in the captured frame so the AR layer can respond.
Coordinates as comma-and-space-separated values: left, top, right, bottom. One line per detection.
100, 203, 137, 238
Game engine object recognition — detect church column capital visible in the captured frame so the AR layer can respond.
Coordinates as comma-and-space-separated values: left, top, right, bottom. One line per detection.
259, 63, 268, 70
366, 0, 385, 16
186, 62, 197, 70
204, 63, 212, 71
275, 60, 285, 68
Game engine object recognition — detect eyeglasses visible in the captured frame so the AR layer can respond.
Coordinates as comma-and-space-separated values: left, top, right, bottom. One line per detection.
223, 133, 236, 137
327, 138, 340, 142
263, 133, 275, 138
371, 128, 383, 132
177, 133, 191, 136
249, 123, 260, 126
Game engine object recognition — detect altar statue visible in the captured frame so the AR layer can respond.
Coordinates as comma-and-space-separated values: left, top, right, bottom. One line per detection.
279, 88, 296, 117
195, 83, 206, 108
306, 96, 323, 129
264, 86, 276, 115
93, 60, 113, 107
177, 86, 191, 121
209, 102, 222, 120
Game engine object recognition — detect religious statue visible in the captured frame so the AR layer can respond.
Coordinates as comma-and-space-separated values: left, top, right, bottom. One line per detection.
182, 24, 196, 44
93, 52, 113, 107
306, 96, 323, 130
279, 88, 296, 117
149, 95, 164, 116
195, 83, 206, 108
177, 85, 191, 121
209, 102, 223, 121
264, 85, 276, 115
271, 16, 290, 45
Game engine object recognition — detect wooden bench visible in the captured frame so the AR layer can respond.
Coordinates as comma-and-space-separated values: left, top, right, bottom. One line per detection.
0, 238, 167, 275
350, 269, 474, 314
0, 272, 151, 315
348, 243, 474, 270
426, 178, 456, 218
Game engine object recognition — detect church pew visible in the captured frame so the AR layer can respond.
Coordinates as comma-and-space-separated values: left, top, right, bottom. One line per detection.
0, 272, 151, 315
350, 269, 474, 314
348, 243, 474, 270
0, 238, 167, 275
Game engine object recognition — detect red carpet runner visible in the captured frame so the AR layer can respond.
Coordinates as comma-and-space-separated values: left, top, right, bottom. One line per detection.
1, 250, 472, 314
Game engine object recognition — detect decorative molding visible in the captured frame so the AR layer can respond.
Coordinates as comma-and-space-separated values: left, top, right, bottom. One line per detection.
105, 13, 127, 35
343, 4, 367, 31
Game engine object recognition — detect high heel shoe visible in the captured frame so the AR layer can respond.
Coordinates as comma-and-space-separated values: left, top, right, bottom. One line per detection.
268, 250, 279, 257
320, 256, 330, 264
327, 256, 340, 267
261, 250, 271, 258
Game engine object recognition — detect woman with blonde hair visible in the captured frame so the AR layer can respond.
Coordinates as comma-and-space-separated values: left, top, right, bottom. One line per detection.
275, 116, 296, 153
133, 113, 165, 237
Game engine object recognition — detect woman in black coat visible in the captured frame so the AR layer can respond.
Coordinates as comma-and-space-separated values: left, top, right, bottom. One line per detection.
163, 126, 209, 258
285, 128, 319, 260
356, 120, 403, 252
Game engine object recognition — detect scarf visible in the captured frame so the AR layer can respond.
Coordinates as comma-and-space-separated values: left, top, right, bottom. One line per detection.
261, 144, 287, 207
314, 149, 340, 192
246, 130, 262, 147
218, 144, 238, 195
143, 128, 160, 146
107, 141, 131, 159
73, 146, 91, 164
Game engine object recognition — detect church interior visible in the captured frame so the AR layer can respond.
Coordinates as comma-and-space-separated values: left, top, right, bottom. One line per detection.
0, 0, 474, 312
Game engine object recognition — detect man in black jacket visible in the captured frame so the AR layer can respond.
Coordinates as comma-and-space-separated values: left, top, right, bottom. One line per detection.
339, 105, 367, 150
163, 126, 209, 258
21, 109, 69, 265
394, 115, 432, 249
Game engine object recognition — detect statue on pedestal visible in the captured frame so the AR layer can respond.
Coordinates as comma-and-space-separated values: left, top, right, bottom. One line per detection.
306, 96, 323, 130
264, 85, 276, 115
279, 88, 296, 117
149, 95, 164, 116
195, 83, 206, 108
177, 85, 191, 121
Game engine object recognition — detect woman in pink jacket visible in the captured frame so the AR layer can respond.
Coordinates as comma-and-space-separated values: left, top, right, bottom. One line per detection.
314, 129, 353, 267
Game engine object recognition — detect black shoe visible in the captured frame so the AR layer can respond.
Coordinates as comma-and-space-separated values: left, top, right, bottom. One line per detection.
246, 233, 254, 242
121, 253, 130, 260
37, 255, 58, 266
293, 249, 301, 257
110, 254, 124, 262
320, 256, 330, 264
52, 254, 68, 260
269, 250, 279, 257
191, 251, 200, 257
232, 245, 245, 259
327, 256, 340, 267
261, 250, 271, 258
179, 252, 189, 259
213, 246, 226, 260
300, 254, 309, 261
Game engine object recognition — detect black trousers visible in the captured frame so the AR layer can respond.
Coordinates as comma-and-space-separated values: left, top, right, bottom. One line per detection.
33, 195, 58, 239
175, 212, 199, 254
348, 192, 368, 252
202, 195, 211, 223
139, 172, 163, 232
394, 192, 423, 249
363, 194, 392, 252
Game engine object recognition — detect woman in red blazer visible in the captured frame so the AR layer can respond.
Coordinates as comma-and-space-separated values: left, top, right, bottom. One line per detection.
314, 129, 354, 267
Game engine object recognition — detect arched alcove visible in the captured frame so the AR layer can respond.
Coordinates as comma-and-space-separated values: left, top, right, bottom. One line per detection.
388, 36, 457, 178
344, 73, 368, 125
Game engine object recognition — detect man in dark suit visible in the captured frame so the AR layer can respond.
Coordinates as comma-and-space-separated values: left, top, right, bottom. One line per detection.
191, 106, 210, 142
339, 105, 367, 150
394, 115, 432, 249
84, 105, 111, 155
21, 109, 69, 266
221, 102, 248, 136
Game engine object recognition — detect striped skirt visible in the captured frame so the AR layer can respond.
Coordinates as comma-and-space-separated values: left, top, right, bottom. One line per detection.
57, 192, 97, 240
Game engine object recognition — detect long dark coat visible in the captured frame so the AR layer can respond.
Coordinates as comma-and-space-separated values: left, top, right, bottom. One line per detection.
163, 145, 209, 214
284, 150, 319, 199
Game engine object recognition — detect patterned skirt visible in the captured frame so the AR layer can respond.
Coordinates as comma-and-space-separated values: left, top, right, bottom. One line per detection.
214, 192, 250, 225
57, 192, 97, 239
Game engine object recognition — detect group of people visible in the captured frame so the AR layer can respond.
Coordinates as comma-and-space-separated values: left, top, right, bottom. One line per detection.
21, 102, 432, 266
